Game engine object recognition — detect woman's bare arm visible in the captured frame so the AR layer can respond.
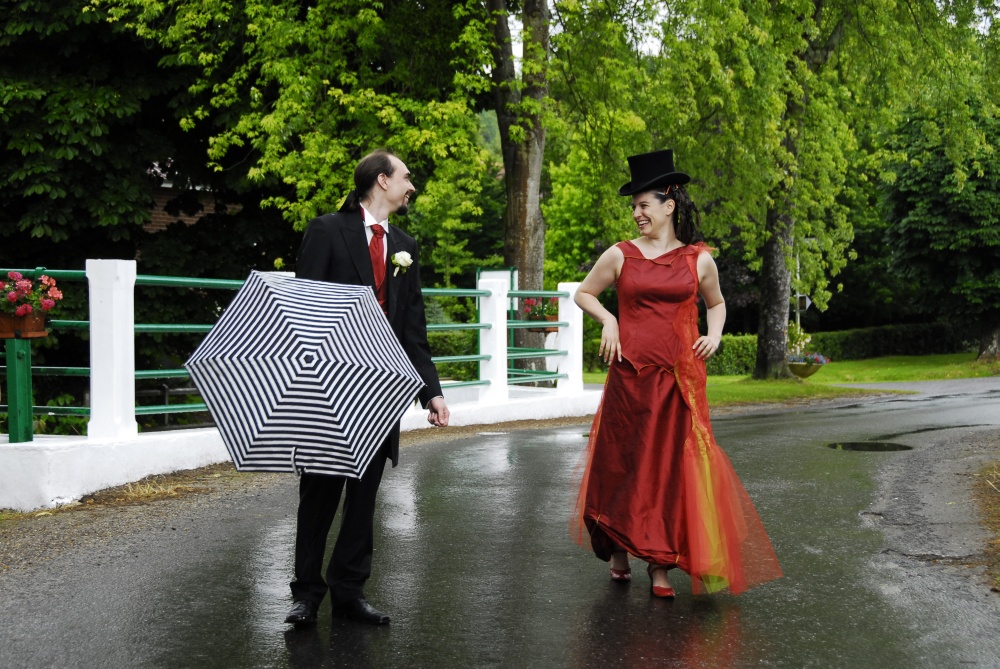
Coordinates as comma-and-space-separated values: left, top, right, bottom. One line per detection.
575, 245, 625, 363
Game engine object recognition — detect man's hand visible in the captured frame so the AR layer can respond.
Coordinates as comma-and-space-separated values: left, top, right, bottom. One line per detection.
427, 396, 449, 427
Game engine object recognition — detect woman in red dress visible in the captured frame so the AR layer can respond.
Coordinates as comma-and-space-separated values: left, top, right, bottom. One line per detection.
571, 150, 782, 597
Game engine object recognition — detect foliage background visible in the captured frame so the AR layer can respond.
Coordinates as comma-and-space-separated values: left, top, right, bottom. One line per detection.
2, 0, 999, 423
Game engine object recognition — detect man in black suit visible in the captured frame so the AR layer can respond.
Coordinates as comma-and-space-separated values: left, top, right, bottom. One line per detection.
285, 150, 449, 626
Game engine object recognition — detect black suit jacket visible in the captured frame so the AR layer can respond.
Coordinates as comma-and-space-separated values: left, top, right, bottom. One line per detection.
296, 209, 442, 467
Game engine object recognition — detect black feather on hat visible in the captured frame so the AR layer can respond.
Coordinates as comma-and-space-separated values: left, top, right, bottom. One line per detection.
618, 149, 690, 196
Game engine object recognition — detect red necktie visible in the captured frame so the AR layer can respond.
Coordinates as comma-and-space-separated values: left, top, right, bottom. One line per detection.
369, 223, 388, 313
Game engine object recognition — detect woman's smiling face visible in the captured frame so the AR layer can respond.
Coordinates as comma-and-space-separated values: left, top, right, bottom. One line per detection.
631, 190, 676, 236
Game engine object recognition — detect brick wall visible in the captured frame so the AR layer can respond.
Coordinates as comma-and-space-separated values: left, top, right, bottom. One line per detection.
145, 188, 203, 233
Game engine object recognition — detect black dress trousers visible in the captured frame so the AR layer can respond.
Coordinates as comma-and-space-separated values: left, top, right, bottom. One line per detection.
290, 440, 389, 605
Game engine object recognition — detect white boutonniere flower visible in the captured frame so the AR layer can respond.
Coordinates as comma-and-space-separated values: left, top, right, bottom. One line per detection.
391, 251, 413, 276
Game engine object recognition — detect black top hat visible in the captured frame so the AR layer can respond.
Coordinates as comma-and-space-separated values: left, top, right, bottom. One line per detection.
618, 149, 690, 196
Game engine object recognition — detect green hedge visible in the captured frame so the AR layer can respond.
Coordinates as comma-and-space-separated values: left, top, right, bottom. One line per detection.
703, 322, 969, 375
583, 316, 606, 372
808, 323, 968, 361
520, 321, 968, 377
706, 334, 758, 375
428, 329, 479, 381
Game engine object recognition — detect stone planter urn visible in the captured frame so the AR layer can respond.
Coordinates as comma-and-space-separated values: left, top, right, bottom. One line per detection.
788, 361, 823, 379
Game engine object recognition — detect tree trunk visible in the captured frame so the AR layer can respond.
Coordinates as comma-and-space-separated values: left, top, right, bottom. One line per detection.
501, 131, 546, 295
751, 9, 848, 381
487, 0, 549, 366
754, 206, 794, 379
979, 325, 1000, 361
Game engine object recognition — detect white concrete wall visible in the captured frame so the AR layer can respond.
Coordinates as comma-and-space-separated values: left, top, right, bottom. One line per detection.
401, 386, 600, 431
0, 429, 227, 512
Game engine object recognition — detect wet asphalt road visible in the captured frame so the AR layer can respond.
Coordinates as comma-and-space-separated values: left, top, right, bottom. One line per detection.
1, 378, 999, 669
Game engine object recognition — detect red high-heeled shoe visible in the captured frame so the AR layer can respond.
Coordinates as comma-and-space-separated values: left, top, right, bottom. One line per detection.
647, 564, 675, 598
610, 552, 631, 582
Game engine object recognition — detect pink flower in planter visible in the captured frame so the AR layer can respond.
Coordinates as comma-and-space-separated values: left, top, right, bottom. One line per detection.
523, 296, 558, 319
2, 273, 63, 318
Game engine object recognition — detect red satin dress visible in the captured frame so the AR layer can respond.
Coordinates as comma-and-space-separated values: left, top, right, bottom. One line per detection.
571, 241, 782, 595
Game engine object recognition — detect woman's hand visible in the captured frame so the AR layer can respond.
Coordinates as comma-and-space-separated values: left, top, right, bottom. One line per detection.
600, 317, 622, 363
692, 335, 720, 360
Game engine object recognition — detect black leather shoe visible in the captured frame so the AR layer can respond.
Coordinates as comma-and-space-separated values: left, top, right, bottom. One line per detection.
332, 597, 390, 625
285, 600, 319, 625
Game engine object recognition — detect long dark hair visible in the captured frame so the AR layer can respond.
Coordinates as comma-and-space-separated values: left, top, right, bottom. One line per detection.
339, 149, 397, 213
653, 184, 702, 244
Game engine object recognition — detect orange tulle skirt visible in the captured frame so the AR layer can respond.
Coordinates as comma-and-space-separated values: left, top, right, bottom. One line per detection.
571, 358, 782, 595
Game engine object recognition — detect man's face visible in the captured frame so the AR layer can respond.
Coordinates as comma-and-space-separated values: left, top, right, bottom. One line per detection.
382, 156, 416, 215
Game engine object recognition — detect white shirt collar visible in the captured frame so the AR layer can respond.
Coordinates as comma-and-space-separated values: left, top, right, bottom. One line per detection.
361, 207, 389, 232
360, 207, 389, 264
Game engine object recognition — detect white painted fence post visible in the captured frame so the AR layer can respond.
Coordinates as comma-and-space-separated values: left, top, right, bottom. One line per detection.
556, 282, 584, 395
476, 278, 509, 405
86, 259, 138, 440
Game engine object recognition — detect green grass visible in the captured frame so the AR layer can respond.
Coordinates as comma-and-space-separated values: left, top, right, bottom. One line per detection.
704, 375, 889, 405
816, 352, 1000, 383
582, 352, 999, 408
0, 510, 23, 527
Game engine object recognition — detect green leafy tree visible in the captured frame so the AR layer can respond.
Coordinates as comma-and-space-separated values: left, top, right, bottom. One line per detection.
0, 0, 300, 413
883, 106, 1000, 360
102, 0, 497, 268
669, 0, 994, 378
545, 0, 996, 378
0, 0, 296, 271
0, 0, 186, 245
544, 2, 663, 280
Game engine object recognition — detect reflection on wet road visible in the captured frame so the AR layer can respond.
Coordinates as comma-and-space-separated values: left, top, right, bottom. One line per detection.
1, 379, 999, 668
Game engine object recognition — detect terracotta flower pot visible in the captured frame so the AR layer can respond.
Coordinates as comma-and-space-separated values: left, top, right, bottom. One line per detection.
0, 310, 48, 339
528, 314, 559, 334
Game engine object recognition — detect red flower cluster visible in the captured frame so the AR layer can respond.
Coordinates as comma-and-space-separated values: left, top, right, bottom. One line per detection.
523, 296, 559, 319
2, 271, 64, 317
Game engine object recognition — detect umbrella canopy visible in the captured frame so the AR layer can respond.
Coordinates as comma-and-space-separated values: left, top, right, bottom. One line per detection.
185, 271, 425, 478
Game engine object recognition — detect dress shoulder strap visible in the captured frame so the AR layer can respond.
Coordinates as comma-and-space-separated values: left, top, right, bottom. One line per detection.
616, 240, 643, 258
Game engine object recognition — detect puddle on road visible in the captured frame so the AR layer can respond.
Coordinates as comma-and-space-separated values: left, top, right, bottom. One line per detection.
827, 442, 913, 452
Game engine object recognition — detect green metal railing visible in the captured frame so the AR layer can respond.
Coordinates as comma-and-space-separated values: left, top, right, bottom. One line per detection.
2, 271, 270, 434
505, 289, 571, 385
2, 270, 572, 440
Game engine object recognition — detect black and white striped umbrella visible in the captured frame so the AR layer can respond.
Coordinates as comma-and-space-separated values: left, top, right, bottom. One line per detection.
185, 271, 425, 478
